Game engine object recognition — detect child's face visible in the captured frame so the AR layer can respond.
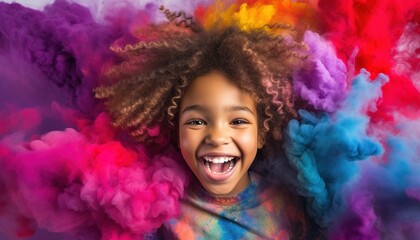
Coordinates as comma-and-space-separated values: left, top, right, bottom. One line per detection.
178, 71, 261, 196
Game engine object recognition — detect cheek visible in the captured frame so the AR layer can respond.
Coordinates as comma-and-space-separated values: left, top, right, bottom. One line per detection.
236, 129, 260, 158
179, 138, 192, 156
178, 128, 197, 156
239, 128, 259, 147
178, 129, 202, 171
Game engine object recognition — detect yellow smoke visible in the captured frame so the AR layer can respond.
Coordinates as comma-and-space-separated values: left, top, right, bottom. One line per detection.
198, 0, 318, 33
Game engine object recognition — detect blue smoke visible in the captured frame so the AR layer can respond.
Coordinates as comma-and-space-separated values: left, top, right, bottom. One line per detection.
283, 69, 387, 226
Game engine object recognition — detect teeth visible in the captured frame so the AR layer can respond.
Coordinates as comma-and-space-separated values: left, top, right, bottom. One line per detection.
204, 161, 234, 175
205, 161, 211, 172
203, 156, 235, 163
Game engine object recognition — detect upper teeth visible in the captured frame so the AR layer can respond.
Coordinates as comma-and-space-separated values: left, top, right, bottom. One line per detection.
203, 156, 234, 163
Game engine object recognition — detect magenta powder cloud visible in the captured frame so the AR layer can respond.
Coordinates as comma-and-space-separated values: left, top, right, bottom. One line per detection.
0, 112, 189, 238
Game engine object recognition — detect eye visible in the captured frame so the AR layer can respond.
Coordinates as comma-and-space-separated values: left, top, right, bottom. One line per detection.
186, 119, 206, 125
231, 119, 249, 125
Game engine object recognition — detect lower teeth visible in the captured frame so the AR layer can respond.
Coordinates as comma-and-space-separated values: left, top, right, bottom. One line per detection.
205, 161, 234, 174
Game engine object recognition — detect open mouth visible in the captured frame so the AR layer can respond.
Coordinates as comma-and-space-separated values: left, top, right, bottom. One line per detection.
201, 156, 239, 175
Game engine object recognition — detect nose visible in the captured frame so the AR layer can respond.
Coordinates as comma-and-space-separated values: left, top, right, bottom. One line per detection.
204, 123, 230, 146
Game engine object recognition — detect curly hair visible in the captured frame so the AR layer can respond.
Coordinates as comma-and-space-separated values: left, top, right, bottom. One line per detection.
95, 8, 308, 154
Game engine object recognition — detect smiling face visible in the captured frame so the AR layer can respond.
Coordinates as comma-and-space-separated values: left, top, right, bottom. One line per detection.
178, 71, 261, 196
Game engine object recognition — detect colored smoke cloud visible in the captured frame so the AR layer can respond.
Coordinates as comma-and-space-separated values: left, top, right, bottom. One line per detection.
0, 113, 189, 239
283, 69, 386, 226
293, 30, 347, 112
0, 0, 420, 239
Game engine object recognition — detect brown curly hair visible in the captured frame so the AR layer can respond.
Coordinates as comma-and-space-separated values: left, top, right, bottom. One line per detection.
95, 8, 307, 154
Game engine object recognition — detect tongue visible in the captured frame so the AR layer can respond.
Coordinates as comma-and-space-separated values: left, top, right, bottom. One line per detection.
209, 162, 230, 173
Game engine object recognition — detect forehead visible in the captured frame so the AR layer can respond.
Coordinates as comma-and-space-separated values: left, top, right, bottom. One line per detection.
180, 71, 257, 111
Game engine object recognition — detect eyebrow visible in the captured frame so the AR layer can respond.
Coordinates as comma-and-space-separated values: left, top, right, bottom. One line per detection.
181, 105, 256, 115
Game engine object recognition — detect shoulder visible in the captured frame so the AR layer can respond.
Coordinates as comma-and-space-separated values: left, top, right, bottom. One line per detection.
251, 172, 322, 239
251, 171, 300, 206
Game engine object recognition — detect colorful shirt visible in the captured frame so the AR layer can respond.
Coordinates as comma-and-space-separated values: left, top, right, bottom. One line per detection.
160, 172, 311, 239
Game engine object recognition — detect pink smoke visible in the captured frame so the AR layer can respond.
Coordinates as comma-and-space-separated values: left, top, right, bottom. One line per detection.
0, 112, 189, 239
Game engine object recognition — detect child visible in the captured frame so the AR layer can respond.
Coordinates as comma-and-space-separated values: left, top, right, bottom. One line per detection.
96, 11, 317, 239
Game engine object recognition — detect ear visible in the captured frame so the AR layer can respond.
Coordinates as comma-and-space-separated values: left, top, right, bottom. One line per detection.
257, 134, 265, 149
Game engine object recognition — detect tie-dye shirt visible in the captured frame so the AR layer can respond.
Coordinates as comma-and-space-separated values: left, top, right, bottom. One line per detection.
161, 172, 312, 240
